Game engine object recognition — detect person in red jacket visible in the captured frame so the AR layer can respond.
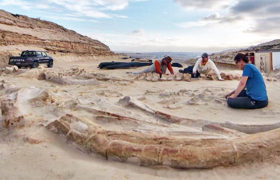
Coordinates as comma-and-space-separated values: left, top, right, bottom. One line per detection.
133, 56, 174, 77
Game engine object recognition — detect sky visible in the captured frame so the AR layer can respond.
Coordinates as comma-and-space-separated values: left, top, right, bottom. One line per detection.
0, 0, 279, 52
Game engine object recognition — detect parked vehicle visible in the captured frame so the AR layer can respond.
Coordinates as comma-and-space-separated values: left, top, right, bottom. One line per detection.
9, 50, 53, 68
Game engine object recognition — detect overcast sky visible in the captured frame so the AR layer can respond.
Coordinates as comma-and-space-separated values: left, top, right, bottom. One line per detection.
0, 0, 279, 52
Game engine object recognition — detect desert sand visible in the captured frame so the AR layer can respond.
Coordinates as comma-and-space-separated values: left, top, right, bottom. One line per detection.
1, 54, 280, 180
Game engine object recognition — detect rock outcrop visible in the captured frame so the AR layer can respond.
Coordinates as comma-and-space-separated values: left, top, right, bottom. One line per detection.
193, 40, 280, 66
250, 39, 280, 51
0, 10, 113, 56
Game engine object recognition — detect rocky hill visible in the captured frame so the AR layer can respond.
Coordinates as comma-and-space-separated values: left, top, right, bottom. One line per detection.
249, 39, 280, 51
209, 49, 242, 66
208, 40, 280, 66
0, 9, 113, 63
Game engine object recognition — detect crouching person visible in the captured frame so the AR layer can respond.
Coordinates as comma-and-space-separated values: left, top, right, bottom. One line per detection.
133, 56, 174, 77
226, 53, 268, 109
179, 53, 223, 81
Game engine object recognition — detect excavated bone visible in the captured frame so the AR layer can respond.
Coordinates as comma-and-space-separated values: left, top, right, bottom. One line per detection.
28, 90, 55, 106
42, 72, 98, 85
134, 74, 146, 80
206, 72, 241, 81
119, 96, 155, 114
183, 74, 191, 82
221, 72, 241, 80
23, 136, 44, 144
151, 77, 159, 82
202, 124, 245, 137
221, 121, 280, 134
174, 74, 183, 81
76, 105, 168, 128
47, 114, 280, 169
173, 73, 191, 81
4, 66, 18, 74
1, 97, 24, 128
221, 72, 233, 80
152, 110, 280, 134
118, 96, 280, 133
41, 70, 127, 83
136, 73, 190, 82
145, 76, 153, 81
206, 72, 217, 80
118, 96, 210, 126
95, 76, 126, 82
37, 72, 46, 80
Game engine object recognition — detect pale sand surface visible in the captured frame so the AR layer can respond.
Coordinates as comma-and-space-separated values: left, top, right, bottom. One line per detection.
1, 54, 280, 179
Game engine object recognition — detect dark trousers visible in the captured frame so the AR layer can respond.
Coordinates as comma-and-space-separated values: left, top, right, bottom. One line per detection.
227, 90, 268, 109
179, 66, 200, 78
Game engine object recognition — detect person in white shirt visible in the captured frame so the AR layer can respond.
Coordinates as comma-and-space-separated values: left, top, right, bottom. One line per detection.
179, 53, 223, 81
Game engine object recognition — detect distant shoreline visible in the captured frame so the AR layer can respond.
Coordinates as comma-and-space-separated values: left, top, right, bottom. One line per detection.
117, 52, 202, 63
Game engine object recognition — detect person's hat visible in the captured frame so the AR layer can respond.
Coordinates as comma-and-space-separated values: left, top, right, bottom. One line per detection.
201, 53, 208, 58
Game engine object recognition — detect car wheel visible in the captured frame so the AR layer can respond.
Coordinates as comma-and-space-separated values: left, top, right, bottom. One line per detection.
32, 62, 39, 68
17, 65, 21, 69
47, 61, 53, 68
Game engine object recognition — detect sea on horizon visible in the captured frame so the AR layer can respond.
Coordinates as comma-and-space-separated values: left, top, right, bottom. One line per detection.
117, 52, 202, 63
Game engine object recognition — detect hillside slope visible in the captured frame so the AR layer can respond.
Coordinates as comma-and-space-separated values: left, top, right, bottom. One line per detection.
209, 40, 280, 66
0, 10, 113, 57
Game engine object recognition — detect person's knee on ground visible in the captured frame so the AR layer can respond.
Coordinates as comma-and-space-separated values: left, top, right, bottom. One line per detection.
179, 66, 200, 78
227, 97, 268, 109
192, 71, 200, 78
179, 69, 184, 73
227, 97, 252, 109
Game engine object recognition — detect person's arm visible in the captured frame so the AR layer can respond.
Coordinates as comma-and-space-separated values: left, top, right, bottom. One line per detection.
225, 90, 235, 99
193, 59, 201, 74
167, 63, 174, 74
228, 76, 248, 98
209, 60, 223, 80
154, 60, 162, 75
193, 59, 200, 74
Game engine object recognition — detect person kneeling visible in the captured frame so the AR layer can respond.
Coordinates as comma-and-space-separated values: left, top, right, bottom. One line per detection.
226, 53, 268, 109
133, 56, 174, 78
179, 53, 223, 81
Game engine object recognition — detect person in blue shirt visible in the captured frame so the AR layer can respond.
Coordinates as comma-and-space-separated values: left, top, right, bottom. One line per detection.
225, 53, 268, 109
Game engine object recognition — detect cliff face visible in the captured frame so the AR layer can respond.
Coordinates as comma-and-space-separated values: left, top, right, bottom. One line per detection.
0, 10, 113, 56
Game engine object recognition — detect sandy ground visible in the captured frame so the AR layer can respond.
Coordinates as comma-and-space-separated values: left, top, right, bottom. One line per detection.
1, 54, 280, 180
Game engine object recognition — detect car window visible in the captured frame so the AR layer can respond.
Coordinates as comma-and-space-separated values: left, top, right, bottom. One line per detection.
22, 51, 42, 56
22, 51, 28, 56
42, 52, 47, 57
36, 52, 42, 56
22, 51, 31, 56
